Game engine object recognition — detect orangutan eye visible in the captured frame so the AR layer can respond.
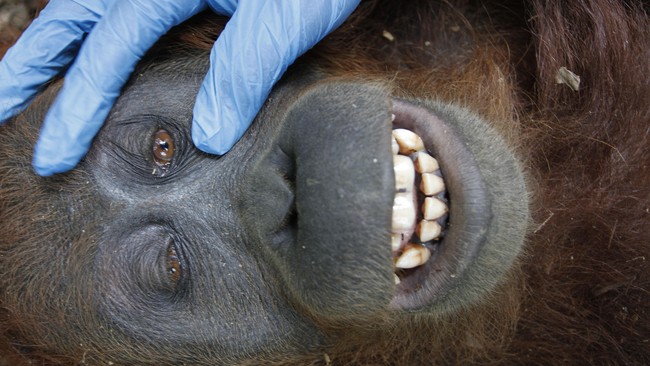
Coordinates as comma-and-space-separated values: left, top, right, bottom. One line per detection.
166, 242, 182, 285
153, 129, 175, 168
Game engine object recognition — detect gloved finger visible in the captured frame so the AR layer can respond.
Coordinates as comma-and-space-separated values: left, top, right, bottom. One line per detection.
0, 0, 107, 123
32, 0, 207, 176
192, 0, 360, 154
206, 0, 237, 16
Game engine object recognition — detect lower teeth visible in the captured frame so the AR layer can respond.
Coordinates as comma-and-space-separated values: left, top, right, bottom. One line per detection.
390, 129, 449, 274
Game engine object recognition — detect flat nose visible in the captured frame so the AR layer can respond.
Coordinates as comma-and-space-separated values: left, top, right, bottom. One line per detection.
234, 145, 296, 244
263, 81, 397, 318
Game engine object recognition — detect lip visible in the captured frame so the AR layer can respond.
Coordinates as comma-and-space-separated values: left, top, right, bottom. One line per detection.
389, 99, 492, 310
257, 80, 526, 315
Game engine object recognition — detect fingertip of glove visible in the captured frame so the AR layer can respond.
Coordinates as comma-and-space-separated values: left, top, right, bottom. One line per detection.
32, 158, 76, 177
32, 142, 83, 177
195, 141, 231, 155
191, 131, 233, 156
191, 119, 237, 155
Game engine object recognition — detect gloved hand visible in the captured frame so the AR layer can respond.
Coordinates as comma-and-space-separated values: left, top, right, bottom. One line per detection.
0, 0, 360, 176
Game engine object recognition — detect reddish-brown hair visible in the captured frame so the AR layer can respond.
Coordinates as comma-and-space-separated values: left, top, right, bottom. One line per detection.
1, 0, 648, 364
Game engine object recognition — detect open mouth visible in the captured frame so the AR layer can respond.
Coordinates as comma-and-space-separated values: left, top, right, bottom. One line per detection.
264, 83, 525, 314
388, 99, 495, 310
390, 125, 449, 282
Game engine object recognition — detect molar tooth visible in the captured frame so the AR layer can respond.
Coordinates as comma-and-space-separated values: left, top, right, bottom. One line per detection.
391, 135, 399, 155
395, 244, 431, 269
416, 220, 442, 242
423, 197, 448, 220
392, 129, 425, 154
420, 173, 445, 196
393, 155, 415, 191
412, 152, 439, 173
391, 234, 402, 252
392, 193, 416, 231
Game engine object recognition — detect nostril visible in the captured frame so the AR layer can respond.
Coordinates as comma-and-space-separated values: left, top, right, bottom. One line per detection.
239, 144, 297, 248
285, 201, 297, 228
271, 200, 297, 250
264, 146, 298, 250
273, 145, 297, 184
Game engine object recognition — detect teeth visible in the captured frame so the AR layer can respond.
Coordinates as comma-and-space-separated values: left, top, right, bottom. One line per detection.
416, 220, 442, 242
391, 234, 402, 252
393, 155, 415, 191
391, 135, 399, 155
392, 129, 425, 155
390, 127, 448, 276
395, 244, 431, 269
420, 173, 445, 196
392, 193, 416, 231
412, 152, 439, 173
394, 274, 401, 285
423, 197, 448, 220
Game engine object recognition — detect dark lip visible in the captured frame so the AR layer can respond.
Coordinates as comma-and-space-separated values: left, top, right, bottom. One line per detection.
389, 99, 491, 310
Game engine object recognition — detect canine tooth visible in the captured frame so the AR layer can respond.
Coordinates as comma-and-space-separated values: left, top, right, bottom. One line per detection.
393, 155, 415, 191
395, 244, 431, 269
423, 197, 448, 220
391, 234, 402, 252
420, 173, 445, 196
391, 135, 399, 155
394, 274, 401, 285
412, 152, 439, 173
392, 194, 416, 231
392, 129, 425, 154
416, 220, 442, 242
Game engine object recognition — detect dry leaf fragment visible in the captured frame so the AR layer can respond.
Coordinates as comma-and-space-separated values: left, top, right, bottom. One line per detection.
555, 66, 581, 91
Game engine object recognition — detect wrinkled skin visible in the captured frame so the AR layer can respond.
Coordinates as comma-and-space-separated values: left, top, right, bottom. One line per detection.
1, 1, 649, 365
0, 54, 528, 364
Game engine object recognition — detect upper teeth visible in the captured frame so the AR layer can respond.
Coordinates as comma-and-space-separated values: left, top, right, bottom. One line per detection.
416, 220, 442, 242
392, 129, 425, 155
420, 173, 445, 195
390, 128, 449, 274
393, 155, 415, 191
423, 197, 448, 221
392, 193, 416, 231
412, 151, 439, 173
394, 243, 432, 269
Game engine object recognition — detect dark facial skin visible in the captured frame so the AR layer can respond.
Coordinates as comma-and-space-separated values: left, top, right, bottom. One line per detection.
87, 62, 398, 359
0, 52, 528, 364
3, 1, 650, 364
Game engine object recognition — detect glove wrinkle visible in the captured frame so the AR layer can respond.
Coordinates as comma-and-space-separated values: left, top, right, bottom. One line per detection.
1, 0, 360, 174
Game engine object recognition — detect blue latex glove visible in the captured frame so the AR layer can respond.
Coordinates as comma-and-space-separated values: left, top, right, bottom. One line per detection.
0, 0, 360, 176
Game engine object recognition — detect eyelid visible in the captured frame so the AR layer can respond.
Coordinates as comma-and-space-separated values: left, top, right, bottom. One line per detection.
100, 117, 198, 182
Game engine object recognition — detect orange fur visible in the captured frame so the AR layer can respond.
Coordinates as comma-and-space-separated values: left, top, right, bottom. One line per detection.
1, 0, 648, 364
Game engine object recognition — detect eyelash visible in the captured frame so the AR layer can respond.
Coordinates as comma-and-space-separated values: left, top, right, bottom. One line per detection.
102, 116, 211, 184
105, 129, 183, 182
109, 141, 152, 173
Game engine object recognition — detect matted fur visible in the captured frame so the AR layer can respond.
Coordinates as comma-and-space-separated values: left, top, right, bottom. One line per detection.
0, 0, 648, 364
